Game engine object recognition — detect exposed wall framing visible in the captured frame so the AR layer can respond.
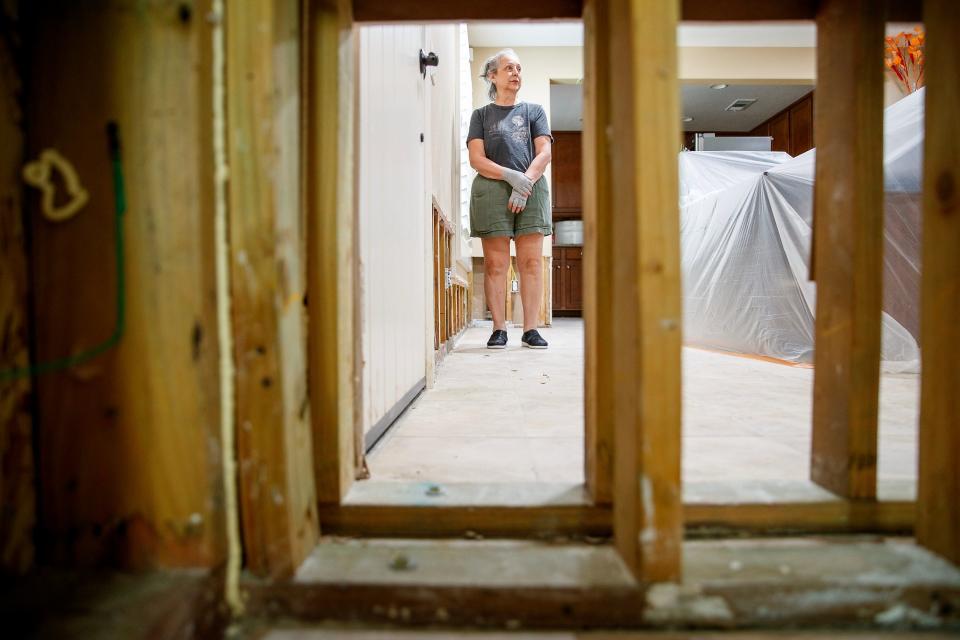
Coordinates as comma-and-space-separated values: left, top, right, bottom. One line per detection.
4, 1, 957, 635
226, 1, 960, 596
23, 0, 224, 569
433, 204, 468, 351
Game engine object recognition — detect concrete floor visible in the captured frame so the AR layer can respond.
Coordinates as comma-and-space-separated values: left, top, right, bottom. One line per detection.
366, 319, 919, 501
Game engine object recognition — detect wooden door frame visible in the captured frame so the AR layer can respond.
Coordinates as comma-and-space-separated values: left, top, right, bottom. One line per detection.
260, 0, 944, 583
303, 0, 683, 582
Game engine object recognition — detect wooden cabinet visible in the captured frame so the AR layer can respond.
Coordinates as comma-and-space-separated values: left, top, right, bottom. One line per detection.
749, 92, 815, 157
550, 132, 583, 315
552, 246, 583, 315
788, 96, 813, 157
768, 111, 791, 153
551, 131, 582, 219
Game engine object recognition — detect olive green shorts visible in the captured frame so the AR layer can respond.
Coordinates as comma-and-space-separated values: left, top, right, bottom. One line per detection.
469, 175, 553, 239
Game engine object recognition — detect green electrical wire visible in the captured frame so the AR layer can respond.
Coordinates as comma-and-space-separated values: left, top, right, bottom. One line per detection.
0, 122, 126, 383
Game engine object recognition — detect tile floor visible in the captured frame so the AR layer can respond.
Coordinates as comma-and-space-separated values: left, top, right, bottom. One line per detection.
365, 319, 919, 501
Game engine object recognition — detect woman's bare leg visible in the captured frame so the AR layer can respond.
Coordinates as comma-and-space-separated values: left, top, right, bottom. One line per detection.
481, 236, 511, 330
515, 233, 544, 332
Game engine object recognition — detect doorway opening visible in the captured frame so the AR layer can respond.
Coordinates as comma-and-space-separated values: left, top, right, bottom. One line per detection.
355, 20, 590, 500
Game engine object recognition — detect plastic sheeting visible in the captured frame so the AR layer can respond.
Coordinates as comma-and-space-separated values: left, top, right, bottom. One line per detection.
680, 89, 924, 371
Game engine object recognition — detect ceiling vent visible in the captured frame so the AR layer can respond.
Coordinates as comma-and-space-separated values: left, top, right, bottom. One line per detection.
724, 98, 758, 112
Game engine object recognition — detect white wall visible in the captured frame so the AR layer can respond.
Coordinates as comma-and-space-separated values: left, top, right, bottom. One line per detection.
427, 25, 460, 226
358, 25, 429, 439
679, 47, 815, 82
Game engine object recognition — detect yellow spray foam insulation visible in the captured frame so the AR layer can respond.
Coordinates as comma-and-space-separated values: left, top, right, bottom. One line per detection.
211, 0, 244, 616
22, 149, 89, 222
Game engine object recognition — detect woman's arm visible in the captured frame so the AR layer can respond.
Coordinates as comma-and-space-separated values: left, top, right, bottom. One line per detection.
524, 135, 552, 182
468, 139, 510, 180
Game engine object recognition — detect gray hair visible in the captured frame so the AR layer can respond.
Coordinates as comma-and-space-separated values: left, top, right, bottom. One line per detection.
479, 48, 519, 101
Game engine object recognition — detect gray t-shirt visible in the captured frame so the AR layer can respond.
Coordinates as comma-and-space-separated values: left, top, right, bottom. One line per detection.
466, 102, 553, 172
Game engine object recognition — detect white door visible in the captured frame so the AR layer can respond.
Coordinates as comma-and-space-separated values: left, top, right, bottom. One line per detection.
358, 25, 428, 449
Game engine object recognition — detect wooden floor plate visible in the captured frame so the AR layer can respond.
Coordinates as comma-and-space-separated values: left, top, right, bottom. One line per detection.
244, 537, 960, 631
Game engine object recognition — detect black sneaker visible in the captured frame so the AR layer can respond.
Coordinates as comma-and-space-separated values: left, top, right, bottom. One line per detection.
521, 329, 548, 349
487, 329, 508, 349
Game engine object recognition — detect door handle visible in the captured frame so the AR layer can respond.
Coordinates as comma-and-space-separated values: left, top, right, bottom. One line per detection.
420, 50, 439, 77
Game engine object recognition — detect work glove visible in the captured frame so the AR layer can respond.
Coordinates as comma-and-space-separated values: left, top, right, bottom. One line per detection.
508, 188, 528, 213
501, 167, 533, 197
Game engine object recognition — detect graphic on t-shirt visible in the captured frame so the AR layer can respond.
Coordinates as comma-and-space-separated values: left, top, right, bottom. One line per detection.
510, 115, 528, 144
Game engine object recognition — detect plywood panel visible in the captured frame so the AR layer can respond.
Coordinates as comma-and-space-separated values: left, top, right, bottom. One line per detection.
0, 2, 34, 574
358, 25, 427, 440
917, 0, 960, 567
810, 0, 884, 500
24, 0, 223, 568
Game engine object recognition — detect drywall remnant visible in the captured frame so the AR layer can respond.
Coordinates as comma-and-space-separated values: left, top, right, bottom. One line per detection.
639, 476, 657, 548
875, 604, 942, 628
643, 583, 734, 626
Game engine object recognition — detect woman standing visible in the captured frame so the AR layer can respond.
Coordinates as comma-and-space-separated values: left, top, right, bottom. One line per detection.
467, 48, 553, 350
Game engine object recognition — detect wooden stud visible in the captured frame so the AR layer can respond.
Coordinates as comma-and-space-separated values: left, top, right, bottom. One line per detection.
680, 0, 921, 21
582, 0, 614, 505
307, 0, 359, 505
440, 230, 448, 343
433, 210, 440, 350
352, 0, 583, 22
24, 0, 224, 569
319, 499, 915, 539
227, 0, 320, 577
608, 0, 683, 582
0, 9, 35, 573
810, 0, 884, 500
446, 234, 452, 339
320, 504, 611, 538
686, 500, 914, 536
681, 0, 816, 20
917, 0, 960, 566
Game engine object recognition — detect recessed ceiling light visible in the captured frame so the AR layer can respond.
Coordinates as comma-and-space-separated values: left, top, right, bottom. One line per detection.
710, 83, 728, 90
682, 116, 694, 123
